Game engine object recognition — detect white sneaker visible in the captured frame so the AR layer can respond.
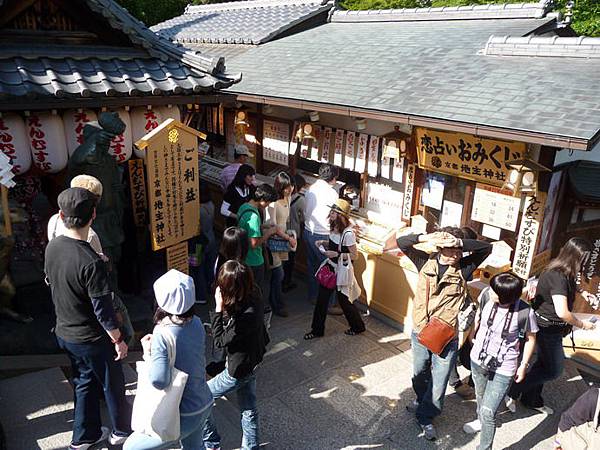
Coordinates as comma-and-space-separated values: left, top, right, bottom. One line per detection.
463, 419, 482, 434
69, 426, 109, 449
420, 423, 437, 441
505, 396, 517, 413
532, 405, 554, 415
109, 431, 129, 446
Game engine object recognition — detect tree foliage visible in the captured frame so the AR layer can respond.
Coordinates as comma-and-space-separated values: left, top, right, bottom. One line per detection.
340, 0, 600, 37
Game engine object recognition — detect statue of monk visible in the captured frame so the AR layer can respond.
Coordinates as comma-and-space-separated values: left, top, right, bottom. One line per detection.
68, 112, 126, 272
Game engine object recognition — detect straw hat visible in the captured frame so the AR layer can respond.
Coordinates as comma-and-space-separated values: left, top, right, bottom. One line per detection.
328, 198, 351, 217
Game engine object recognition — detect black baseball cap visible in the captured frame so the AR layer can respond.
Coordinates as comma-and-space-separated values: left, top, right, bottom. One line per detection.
58, 187, 97, 223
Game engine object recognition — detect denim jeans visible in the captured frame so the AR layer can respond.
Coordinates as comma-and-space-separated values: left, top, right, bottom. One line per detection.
57, 336, 131, 445
411, 331, 458, 426
203, 370, 259, 450
269, 265, 284, 312
124, 406, 211, 450
471, 362, 513, 450
509, 328, 564, 407
302, 229, 329, 303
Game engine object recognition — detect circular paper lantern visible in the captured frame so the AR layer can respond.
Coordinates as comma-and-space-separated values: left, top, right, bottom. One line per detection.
27, 112, 68, 174
108, 109, 133, 164
154, 105, 181, 124
63, 109, 98, 156
131, 107, 162, 159
0, 113, 32, 175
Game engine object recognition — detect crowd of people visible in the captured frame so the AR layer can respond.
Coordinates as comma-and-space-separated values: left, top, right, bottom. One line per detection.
43, 156, 600, 450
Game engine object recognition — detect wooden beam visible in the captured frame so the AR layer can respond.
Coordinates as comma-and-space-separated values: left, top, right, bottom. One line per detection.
0, 0, 37, 28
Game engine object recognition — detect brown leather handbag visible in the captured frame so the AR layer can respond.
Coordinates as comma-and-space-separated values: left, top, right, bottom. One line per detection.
417, 278, 456, 355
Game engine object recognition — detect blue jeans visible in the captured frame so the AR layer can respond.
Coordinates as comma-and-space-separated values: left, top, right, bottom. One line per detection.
471, 362, 513, 450
509, 328, 564, 407
203, 370, 258, 450
57, 336, 131, 445
124, 407, 211, 450
269, 265, 284, 312
303, 229, 328, 302
411, 331, 458, 426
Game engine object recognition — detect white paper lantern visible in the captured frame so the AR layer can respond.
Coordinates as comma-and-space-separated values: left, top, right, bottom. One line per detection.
63, 109, 98, 156
154, 105, 181, 124
108, 109, 133, 163
131, 107, 162, 159
27, 112, 68, 174
0, 113, 32, 175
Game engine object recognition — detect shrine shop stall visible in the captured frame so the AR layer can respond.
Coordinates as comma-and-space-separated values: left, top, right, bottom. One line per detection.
167, 2, 600, 370
0, 0, 237, 355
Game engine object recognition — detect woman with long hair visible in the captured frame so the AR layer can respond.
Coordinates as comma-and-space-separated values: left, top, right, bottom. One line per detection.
304, 199, 365, 339
221, 164, 256, 228
463, 272, 537, 450
265, 172, 297, 317
214, 226, 249, 278
508, 237, 596, 414
125, 270, 212, 450
203, 260, 269, 450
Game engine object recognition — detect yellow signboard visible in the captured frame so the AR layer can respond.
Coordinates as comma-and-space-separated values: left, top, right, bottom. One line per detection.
416, 128, 526, 187
135, 119, 205, 251
166, 241, 189, 275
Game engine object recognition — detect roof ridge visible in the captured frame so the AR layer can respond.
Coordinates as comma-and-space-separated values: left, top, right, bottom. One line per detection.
484, 35, 600, 58
331, 0, 553, 22
185, 0, 329, 14
86, 0, 238, 83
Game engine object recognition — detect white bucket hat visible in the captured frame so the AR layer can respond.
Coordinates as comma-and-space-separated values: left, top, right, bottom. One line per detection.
153, 269, 195, 315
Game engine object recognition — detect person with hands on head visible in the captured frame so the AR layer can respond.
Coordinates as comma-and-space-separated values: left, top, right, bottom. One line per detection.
462, 272, 538, 450
304, 199, 365, 340
384, 227, 492, 441
203, 260, 269, 450
124, 270, 213, 450
44, 187, 131, 450
508, 237, 596, 415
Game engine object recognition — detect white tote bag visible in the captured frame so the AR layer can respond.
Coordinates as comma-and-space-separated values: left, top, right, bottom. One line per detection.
131, 327, 189, 443
336, 253, 351, 288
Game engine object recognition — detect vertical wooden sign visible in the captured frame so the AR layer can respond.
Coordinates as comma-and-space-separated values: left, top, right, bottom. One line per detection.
402, 163, 416, 221
513, 192, 547, 279
166, 241, 189, 275
128, 159, 148, 227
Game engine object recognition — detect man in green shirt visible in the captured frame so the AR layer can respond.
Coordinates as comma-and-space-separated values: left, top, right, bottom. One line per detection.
237, 184, 278, 289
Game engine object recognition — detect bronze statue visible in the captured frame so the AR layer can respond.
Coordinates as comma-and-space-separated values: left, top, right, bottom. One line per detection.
68, 112, 126, 271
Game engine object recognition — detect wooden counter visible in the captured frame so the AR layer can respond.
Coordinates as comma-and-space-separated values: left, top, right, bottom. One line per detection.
354, 246, 419, 330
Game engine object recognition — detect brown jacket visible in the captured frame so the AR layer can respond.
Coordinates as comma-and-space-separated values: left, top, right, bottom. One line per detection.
413, 258, 467, 333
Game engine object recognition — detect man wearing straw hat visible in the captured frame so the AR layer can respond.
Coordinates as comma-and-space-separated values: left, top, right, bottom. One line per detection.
385, 227, 491, 441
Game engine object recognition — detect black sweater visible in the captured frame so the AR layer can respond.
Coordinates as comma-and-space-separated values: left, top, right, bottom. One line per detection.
210, 291, 269, 379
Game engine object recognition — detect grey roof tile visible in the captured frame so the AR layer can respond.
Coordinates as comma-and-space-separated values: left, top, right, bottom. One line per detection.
227, 16, 600, 145
484, 35, 600, 58
152, 0, 333, 45
0, 0, 240, 101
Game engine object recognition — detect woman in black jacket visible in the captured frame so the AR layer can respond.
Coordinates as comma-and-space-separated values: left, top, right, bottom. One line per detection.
220, 164, 256, 228
203, 260, 268, 450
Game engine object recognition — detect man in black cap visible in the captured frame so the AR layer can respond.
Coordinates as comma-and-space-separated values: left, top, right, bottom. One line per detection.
45, 187, 131, 450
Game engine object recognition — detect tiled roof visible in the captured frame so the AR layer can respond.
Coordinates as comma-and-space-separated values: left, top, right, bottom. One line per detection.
0, 0, 240, 101
227, 16, 600, 149
331, 1, 554, 22
152, 0, 333, 45
484, 35, 600, 58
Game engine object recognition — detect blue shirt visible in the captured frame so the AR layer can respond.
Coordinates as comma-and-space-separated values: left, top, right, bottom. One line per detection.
149, 317, 213, 416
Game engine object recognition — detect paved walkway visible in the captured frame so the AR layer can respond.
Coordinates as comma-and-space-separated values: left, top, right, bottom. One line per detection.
0, 280, 591, 449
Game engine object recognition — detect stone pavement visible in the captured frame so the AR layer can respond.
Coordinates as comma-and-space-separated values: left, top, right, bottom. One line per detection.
0, 279, 592, 450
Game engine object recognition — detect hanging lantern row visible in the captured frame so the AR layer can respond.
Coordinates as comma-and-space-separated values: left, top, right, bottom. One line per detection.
0, 105, 181, 175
